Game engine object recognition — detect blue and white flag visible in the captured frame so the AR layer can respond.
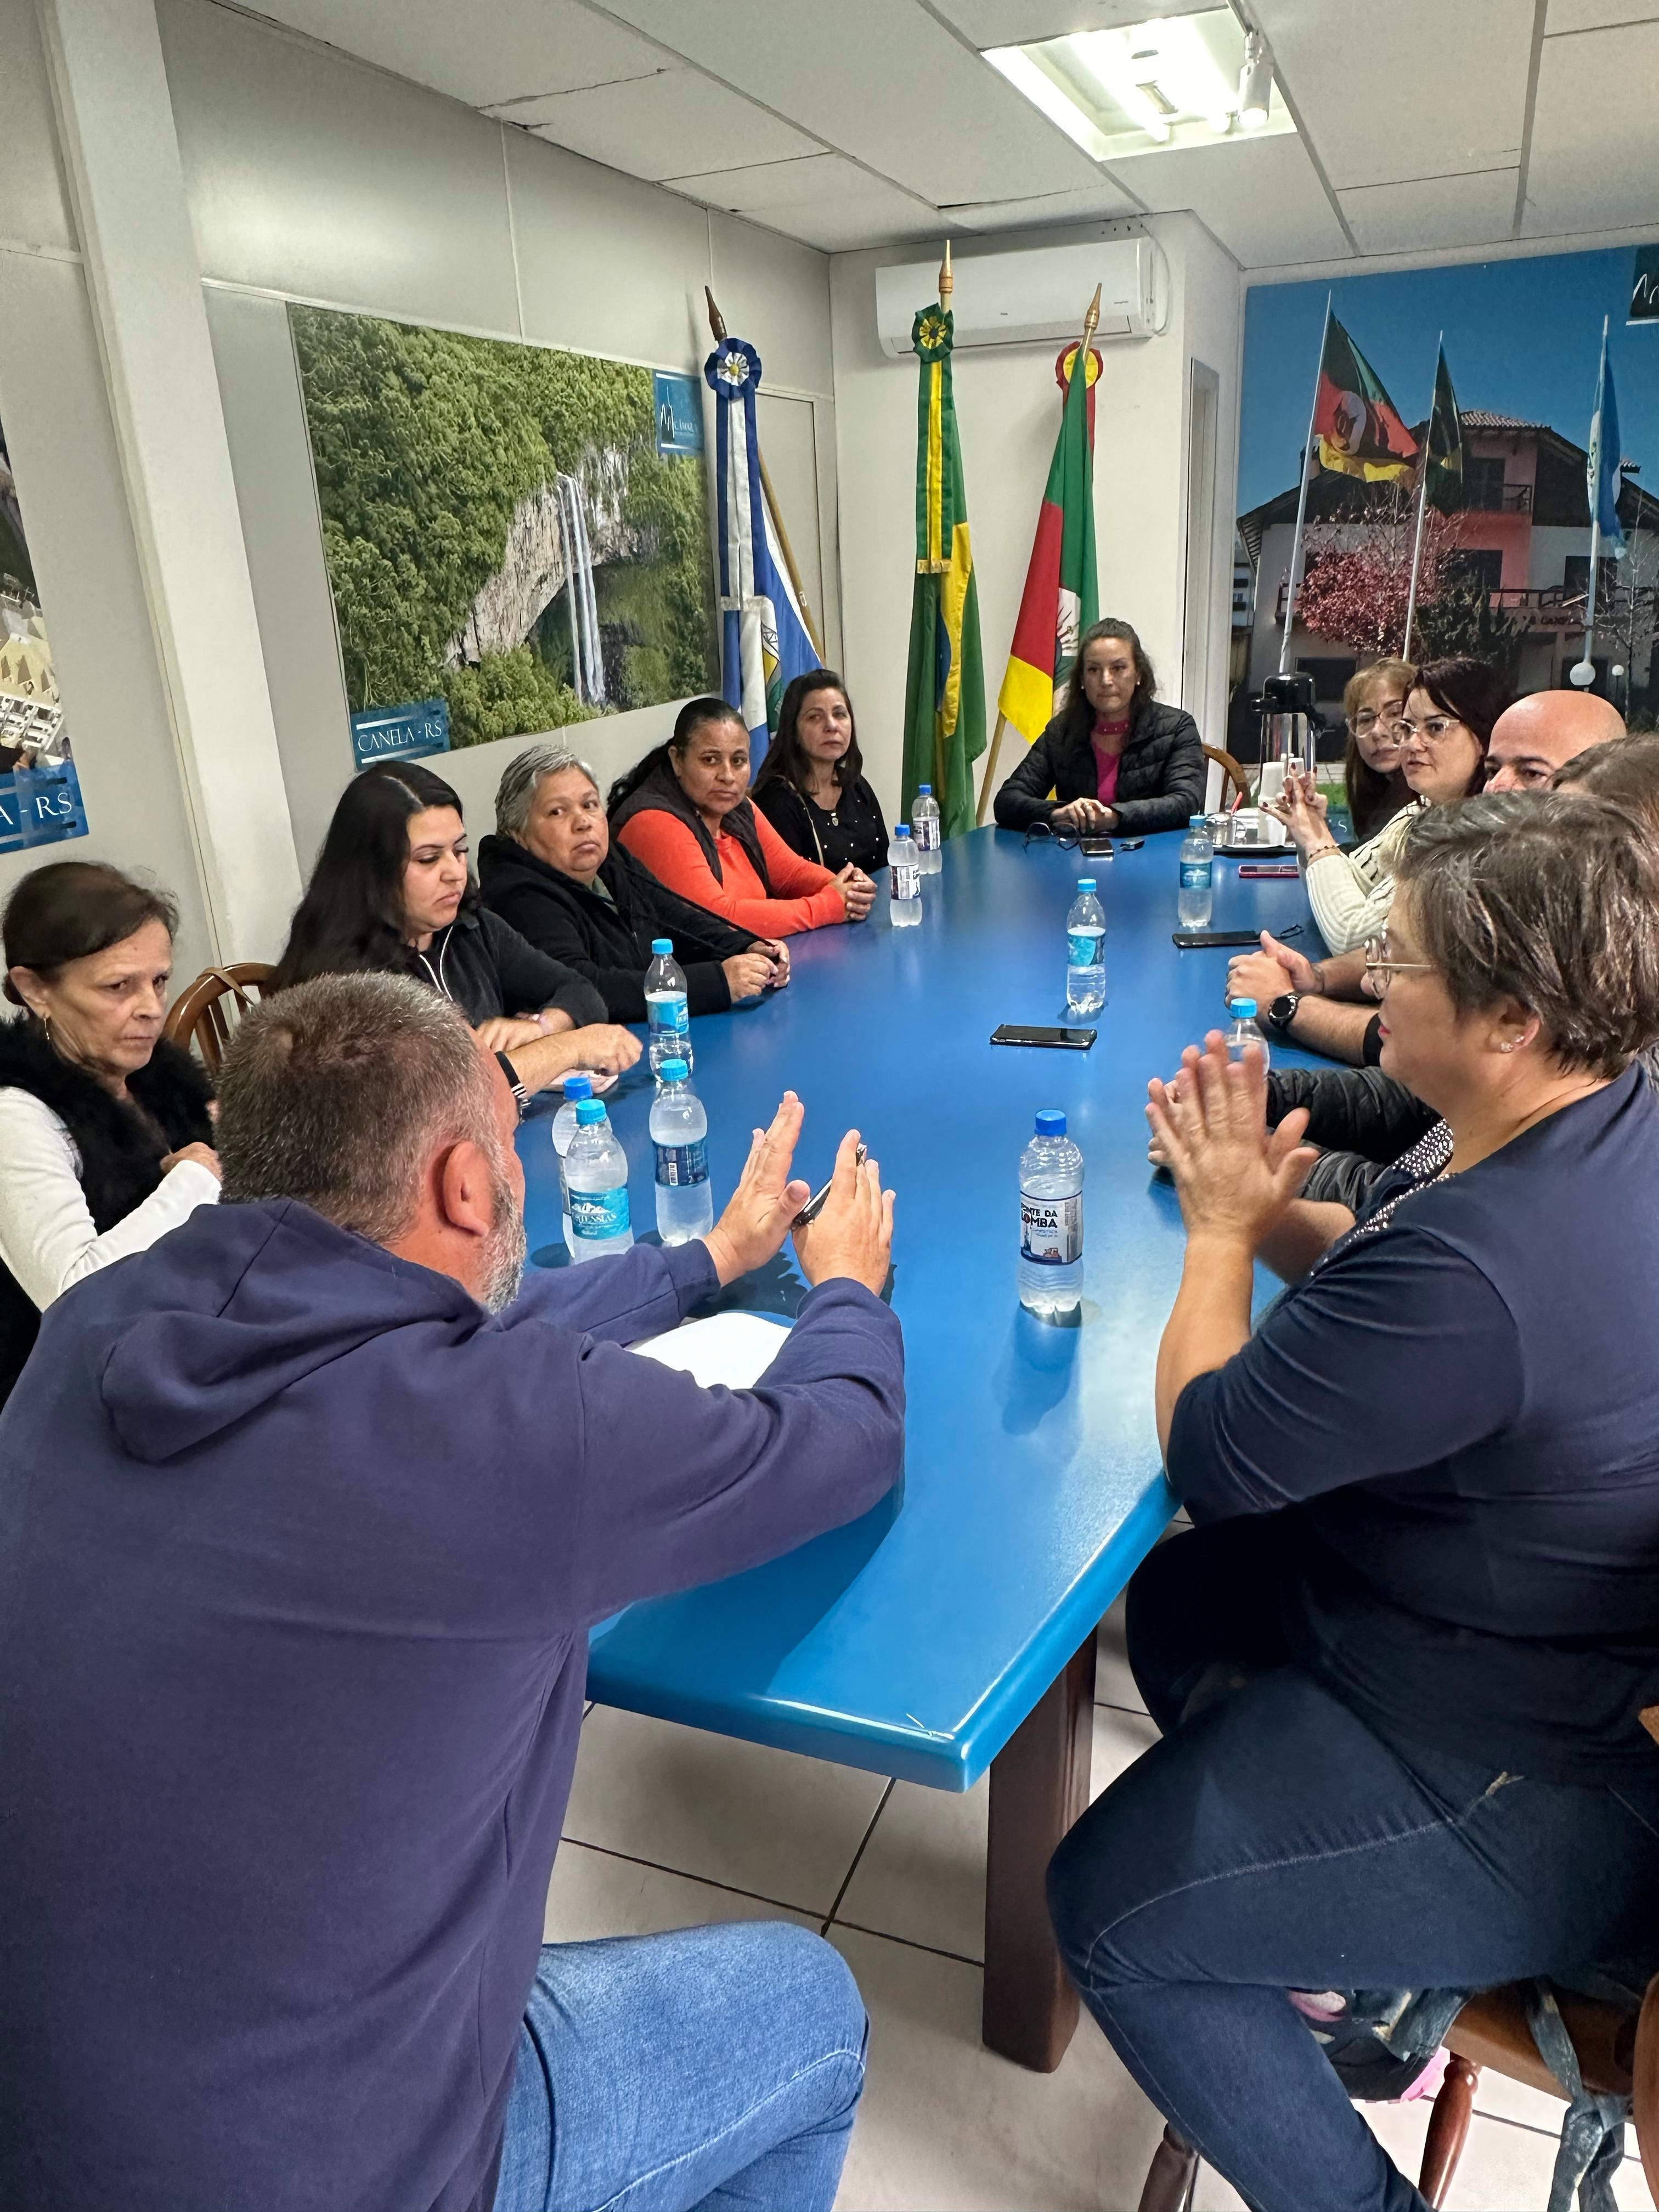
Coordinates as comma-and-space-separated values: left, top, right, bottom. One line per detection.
703, 335, 819, 770
1587, 319, 1627, 561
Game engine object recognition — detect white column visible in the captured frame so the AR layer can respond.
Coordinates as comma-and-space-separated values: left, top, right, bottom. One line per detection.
35, 0, 301, 961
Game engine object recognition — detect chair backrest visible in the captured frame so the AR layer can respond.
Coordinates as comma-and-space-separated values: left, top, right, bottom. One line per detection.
1203, 746, 1252, 807
163, 964, 273, 1076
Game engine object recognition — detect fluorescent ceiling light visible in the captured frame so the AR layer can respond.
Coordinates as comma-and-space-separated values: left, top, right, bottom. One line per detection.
985, 10, 1293, 161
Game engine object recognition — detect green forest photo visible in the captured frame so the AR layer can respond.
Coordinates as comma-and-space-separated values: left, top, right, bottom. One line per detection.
289, 307, 717, 750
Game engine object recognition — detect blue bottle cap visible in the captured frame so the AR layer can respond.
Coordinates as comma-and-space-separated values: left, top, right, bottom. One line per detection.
650, 938, 673, 956
1231, 998, 1257, 1017
918, 783, 932, 794
658, 1058, 689, 1082
1035, 1109, 1066, 1138
562, 1074, 592, 1102
575, 1098, 607, 1126
1190, 815, 1206, 826
1076, 878, 1096, 891
894, 824, 912, 838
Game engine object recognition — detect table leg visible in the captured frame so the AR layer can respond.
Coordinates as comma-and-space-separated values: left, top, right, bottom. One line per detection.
982, 1629, 1098, 2070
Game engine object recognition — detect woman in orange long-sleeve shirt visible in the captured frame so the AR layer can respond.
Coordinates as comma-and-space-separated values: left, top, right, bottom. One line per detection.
610, 698, 878, 940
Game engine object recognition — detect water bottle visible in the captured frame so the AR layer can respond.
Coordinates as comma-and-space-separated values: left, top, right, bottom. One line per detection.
911, 783, 942, 874
1225, 998, 1270, 1069
889, 827, 921, 927
1065, 878, 1107, 1016
645, 938, 691, 1074
650, 1058, 714, 1245
551, 1072, 594, 1254
1019, 1109, 1085, 1319
1178, 815, 1214, 928
565, 1098, 634, 1262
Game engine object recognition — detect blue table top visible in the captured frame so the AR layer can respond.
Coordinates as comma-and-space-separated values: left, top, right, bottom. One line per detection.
517, 825, 1320, 1791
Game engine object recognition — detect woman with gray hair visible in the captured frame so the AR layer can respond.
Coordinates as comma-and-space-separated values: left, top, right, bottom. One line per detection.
1049, 791, 1659, 2212
477, 743, 789, 1024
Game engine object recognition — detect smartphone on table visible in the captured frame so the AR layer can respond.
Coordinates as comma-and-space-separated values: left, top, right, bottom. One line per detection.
989, 1025, 1097, 1049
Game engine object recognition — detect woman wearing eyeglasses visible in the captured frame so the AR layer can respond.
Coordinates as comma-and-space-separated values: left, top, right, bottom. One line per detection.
1340, 658, 1414, 842
1266, 656, 1510, 954
1050, 791, 1659, 2212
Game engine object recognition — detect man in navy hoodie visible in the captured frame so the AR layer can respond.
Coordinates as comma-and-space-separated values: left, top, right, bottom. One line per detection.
0, 972, 904, 2212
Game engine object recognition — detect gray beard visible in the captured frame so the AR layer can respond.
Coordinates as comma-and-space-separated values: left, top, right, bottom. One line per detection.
479, 1159, 528, 1313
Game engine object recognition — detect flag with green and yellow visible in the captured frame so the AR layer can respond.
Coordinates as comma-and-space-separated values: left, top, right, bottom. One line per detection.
901, 266, 985, 840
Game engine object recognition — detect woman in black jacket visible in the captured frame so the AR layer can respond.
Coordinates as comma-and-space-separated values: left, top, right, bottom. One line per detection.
992, 619, 1205, 837
751, 670, 889, 876
270, 762, 637, 1100
478, 744, 789, 1023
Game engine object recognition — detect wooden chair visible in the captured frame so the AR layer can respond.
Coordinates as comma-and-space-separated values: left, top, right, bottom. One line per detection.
163, 963, 273, 1075
1137, 1973, 1659, 2210
1203, 744, 1252, 808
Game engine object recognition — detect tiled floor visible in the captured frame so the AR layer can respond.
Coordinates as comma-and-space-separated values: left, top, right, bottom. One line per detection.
547, 1594, 1654, 2211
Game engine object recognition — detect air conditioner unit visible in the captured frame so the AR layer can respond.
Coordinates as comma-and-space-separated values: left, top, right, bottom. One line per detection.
875, 236, 1159, 358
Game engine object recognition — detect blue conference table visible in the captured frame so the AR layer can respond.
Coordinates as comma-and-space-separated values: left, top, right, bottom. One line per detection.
517, 823, 1318, 2070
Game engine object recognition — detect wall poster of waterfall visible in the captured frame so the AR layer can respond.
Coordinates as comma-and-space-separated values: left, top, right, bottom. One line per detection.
289, 306, 718, 753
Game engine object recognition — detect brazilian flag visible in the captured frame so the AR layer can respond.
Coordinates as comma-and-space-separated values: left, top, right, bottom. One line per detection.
902, 302, 985, 840
1423, 344, 1465, 512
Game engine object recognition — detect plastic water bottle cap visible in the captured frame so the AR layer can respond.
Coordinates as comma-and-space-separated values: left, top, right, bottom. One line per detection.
575, 1098, 607, 1126
1231, 998, 1257, 1017
894, 825, 912, 838
918, 783, 932, 794
1035, 1109, 1066, 1138
1190, 815, 1206, 827
650, 938, 673, 956
658, 1058, 688, 1082
563, 1074, 592, 1102
1076, 878, 1096, 891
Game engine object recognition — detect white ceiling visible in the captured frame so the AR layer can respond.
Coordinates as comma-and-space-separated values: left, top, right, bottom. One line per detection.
233, 0, 1659, 270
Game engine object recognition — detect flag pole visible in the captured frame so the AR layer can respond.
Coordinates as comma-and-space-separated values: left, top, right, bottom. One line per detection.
704, 286, 826, 663
1571, 314, 1609, 688
977, 281, 1102, 826
1402, 333, 1440, 662
1278, 293, 1331, 676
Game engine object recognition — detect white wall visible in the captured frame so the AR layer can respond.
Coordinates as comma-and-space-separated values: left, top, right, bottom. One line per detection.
154, 0, 841, 878
830, 213, 1243, 819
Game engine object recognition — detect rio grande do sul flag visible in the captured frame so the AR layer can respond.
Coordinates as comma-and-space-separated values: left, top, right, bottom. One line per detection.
901, 300, 985, 839
1313, 315, 1417, 483
997, 338, 1101, 747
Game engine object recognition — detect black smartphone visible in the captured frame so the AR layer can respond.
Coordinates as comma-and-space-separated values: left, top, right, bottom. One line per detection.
1117, 837, 1144, 851
1172, 928, 1297, 949
990, 1024, 1097, 1049
1080, 836, 1114, 857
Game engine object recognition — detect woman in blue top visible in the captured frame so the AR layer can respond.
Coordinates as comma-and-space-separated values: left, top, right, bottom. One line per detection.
1049, 792, 1659, 2212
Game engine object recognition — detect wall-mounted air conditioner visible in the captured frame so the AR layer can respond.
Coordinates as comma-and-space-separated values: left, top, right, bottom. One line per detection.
874, 236, 1161, 358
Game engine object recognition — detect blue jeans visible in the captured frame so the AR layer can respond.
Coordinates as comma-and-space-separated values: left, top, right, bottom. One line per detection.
1047, 1527, 1659, 2212
491, 1918, 867, 2212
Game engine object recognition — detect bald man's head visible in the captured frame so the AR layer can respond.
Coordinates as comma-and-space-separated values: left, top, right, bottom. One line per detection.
1485, 689, 1625, 791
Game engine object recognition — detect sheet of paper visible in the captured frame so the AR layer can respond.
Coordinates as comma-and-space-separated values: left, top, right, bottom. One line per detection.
629, 1310, 791, 1390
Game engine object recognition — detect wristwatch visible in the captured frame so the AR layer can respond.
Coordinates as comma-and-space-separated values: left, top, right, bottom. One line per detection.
495, 1050, 532, 1121
1263, 991, 1302, 1038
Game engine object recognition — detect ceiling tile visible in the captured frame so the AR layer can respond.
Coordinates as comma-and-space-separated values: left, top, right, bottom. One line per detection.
1521, 19, 1659, 234
943, 182, 1144, 228
515, 69, 821, 182
1545, 0, 1659, 27
1340, 167, 1520, 254
1250, 0, 1534, 191
733, 190, 949, 255
662, 151, 903, 216
240, 0, 673, 110
929, 0, 1212, 39
594, 0, 1107, 203
1121, 132, 1350, 266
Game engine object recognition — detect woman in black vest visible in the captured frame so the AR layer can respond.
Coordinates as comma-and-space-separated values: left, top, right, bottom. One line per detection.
751, 670, 889, 877
0, 862, 218, 1408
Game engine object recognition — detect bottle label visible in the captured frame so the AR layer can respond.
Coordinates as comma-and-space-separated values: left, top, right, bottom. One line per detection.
647, 993, 689, 1036
1066, 928, 1104, 966
1022, 1192, 1082, 1266
655, 1139, 709, 1188
912, 816, 941, 852
571, 1186, 631, 1240
1180, 861, 1212, 891
891, 861, 921, 900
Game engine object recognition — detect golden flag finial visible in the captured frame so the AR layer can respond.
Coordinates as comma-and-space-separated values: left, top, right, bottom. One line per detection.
1082, 283, 1102, 346
705, 286, 727, 342
938, 240, 953, 306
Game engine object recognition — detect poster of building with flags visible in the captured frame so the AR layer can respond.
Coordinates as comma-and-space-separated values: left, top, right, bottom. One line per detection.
1232, 244, 1659, 744
0, 413, 89, 855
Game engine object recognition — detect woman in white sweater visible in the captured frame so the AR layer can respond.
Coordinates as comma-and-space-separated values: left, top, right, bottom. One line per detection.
1268, 657, 1511, 952
0, 862, 219, 1408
